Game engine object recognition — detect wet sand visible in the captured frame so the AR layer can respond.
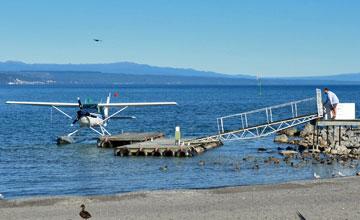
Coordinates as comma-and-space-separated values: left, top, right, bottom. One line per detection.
1, 176, 359, 220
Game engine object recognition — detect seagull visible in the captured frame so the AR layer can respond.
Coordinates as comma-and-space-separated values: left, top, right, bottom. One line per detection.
93, 38, 102, 42
79, 204, 92, 219
314, 172, 320, 179
338, 171, 345, 177
0, 193, 4, 199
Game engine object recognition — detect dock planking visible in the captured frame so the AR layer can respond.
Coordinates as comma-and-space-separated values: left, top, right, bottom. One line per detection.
114, 138, 222, 157
97, 131, 222, 157
97, 132, 164, 148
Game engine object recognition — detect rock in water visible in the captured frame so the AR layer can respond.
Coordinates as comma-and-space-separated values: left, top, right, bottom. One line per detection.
198, 160, 205, 166
288, 139, 300, 145
286, 146, 295, 151
330, 149, 338, 155
300, 123, 314, 138
350, 148, 360, 156
280, 150, 297, 157
278, 127, 298, 136
274, 134, 288, 143
159, 165, 168, 171
335, 145, 350, 155
257, 147, 267, 152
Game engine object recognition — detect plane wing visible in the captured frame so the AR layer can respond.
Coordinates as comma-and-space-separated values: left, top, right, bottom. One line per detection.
5, 101, 79, 107
5, 101, 178, 107
98, 102, 178, 107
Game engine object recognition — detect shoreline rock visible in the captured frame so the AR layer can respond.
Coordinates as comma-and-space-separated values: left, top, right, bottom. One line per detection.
273, 122, 360, 159
277, 127, 299, 137
274, 134, 288, 143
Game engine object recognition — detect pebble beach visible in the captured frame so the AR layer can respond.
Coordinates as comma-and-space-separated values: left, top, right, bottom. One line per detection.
1, 176, 359, 220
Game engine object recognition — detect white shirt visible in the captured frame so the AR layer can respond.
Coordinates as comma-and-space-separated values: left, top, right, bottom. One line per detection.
325, 91, 339, 105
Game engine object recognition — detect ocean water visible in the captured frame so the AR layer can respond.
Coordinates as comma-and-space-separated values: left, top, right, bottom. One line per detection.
0, 84, 359, 199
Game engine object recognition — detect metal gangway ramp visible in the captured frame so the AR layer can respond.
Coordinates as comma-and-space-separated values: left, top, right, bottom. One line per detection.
188, 89, 323, 143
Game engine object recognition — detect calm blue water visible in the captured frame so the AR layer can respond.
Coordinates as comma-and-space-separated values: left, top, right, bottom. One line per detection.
0, 85, 359, 199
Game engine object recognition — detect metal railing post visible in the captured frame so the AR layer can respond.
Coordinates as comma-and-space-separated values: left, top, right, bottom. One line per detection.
266, 108, 269, 123
244, 113, 248, 127
217, 118, 221, 134
241, 114, 244, 129
220, 118, 224, 133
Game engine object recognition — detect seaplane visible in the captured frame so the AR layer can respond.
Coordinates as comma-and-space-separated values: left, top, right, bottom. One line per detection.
6, 94, 177, 144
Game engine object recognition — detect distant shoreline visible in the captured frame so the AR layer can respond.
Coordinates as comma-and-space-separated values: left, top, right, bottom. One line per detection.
1, 176, 359, 219
2, 68, 360, 85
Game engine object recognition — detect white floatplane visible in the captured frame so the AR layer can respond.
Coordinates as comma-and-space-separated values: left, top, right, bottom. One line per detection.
6, 94, 177, 142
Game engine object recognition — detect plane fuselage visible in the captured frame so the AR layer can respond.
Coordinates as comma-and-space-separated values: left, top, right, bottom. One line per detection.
78, 114, 104, 127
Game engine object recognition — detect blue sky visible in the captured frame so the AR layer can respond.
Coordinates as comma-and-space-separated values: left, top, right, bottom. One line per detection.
0, 0, 359, 76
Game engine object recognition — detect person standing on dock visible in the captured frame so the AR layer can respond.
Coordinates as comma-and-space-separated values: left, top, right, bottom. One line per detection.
323, 88, 339, 119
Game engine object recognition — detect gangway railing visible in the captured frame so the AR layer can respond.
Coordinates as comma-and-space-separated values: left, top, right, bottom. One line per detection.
218, 113, 319, 141
186, 89, 323, 143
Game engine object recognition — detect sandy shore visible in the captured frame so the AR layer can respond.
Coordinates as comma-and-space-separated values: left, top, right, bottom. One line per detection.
1, 177, 359, 220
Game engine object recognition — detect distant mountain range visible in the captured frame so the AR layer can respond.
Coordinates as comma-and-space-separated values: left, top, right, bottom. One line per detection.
0, 61, 253, 79
0, 61, 359, 85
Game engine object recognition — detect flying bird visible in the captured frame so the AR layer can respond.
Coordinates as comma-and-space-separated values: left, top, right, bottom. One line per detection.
79, 204, 92, 219
93, 38, 102, 42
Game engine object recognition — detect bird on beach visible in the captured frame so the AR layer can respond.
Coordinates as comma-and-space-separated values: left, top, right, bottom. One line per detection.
79, 204, 92, 219
0, 193, 4, 199
296, 210, 306, 220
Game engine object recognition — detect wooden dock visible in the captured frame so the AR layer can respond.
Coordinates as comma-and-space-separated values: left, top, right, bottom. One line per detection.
114, 138, 223, 157
97, 132, 164, 148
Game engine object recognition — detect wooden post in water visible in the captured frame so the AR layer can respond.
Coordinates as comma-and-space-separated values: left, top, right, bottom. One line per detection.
175, 126, 181, 145
339, 126, 341, 146
326, 126, 329, 146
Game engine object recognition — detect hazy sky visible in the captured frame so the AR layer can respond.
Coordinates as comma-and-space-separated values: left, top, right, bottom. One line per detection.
0, 0, 359, 76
